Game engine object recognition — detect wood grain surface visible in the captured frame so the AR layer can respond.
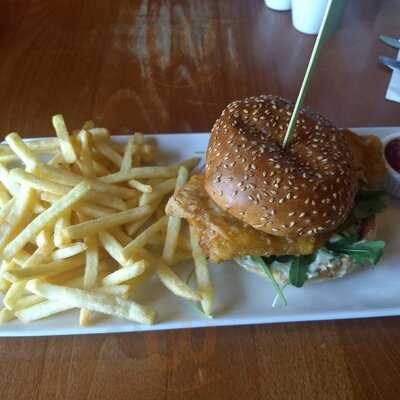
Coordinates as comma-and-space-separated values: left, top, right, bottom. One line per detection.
1, 1, 400, 399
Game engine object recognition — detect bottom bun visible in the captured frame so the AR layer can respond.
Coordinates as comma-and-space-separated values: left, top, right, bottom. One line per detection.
235, 217, 377, 287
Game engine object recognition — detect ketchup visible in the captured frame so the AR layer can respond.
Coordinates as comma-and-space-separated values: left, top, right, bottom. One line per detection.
385, 138, 400, 173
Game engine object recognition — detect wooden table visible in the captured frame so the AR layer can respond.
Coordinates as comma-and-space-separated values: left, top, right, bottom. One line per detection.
1, 1, 400, 399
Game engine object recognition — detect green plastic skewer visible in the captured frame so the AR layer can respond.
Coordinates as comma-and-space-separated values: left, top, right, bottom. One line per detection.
282, 0, 342, 148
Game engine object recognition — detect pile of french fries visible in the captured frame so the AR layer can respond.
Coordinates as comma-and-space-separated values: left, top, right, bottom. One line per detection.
0, 115, 213, 326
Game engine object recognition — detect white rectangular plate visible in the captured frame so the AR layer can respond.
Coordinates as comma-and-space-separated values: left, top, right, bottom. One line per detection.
1, 127, 399, 337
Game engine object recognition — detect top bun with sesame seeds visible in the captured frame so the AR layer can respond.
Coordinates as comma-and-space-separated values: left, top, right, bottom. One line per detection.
205, 95, 358, 237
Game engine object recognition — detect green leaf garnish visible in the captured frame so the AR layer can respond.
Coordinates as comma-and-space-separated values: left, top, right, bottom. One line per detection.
252, 256, 287, 306
288, 254, 316, 288
352, 190, 387, 220
326, 236, 385, 265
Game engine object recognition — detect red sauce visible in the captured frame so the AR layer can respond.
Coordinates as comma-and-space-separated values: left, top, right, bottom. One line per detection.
385, 138, 400, 173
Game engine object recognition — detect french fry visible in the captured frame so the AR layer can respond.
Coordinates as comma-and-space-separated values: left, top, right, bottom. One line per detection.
41, 190, 126, 213
124, 200, 162, 236
64, 205, 151, 239
10, 168, 127, 211
77, 129, 96, 178
52, 114, 77, 163
51, 242, 87, 260
99, 157, 199, 183
0, 163, 19, 196
0, 186, 35, 252
15, 294, 44, 310
3, 282, 26, 310
16, 300, 73, 322
190, 226, 213, 315
54, 210, 71, 248
98, 232, 128, 266
25, 280, 156, 324
128, 179, 152, 193
36, 228, 53, 249
163, 166, 189, 264
5, 132, 40, 171
47, 151, 65, 167
0, 183, 11, 206
0, 308, 15, 324
120, 136, 135, 172
4, 254, 86, 282
122, 216, 168, 259
109, 227, 132, 246
95, 141, 122, 167
0, 138, 60, 155
79, 235, 99, 325
139, 178, 176, 206
81, 120, 95, 130
34, 164, 135, 199
0, 199, 15, 223
100, 167, 178, 183
155, 256, 201, 301
102, 260, 147, 286
2, 182, 90, 260
92, 159, 110, 176
16, 284, 130, 324
142, 141, 156, 163
133, 132, 144, 166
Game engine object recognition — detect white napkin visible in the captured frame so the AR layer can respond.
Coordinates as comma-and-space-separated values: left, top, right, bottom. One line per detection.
385, 50, 400, 103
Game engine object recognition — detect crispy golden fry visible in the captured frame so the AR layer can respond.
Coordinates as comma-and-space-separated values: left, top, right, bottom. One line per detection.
138, 252, 201, 301
3, 182, 90, 260
122, 216, 168, 259
0, 186, 35, 252
77, 129, 96, 178
0, 183, 11, 206
5, 132, 40, 171
190, 225, 213, 315
0, 308, 15, 324
52, 114, 77, 163
54, 210, 71, 248
99, 158, 198, 184
11, 168, 127, 211
80, 234, 99, 325
26, 279, 156, 324
128, 179, 152, 193
102, 260, 147, 286
95, 141, 123, 167
64, 206, 151, 239
41, 192, 119, 217
120, 136, 135, 172
34, 164, 135, 199
163, 167, 189, 265
125, 200, 161, 236
3, 282, 26, 310
51, 242, 87, 260
4, 254, 86, 282
0, 163, 19, 196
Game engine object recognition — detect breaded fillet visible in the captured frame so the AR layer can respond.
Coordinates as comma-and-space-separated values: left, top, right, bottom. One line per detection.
342, 130, 386, 190
166, 175, 326, 262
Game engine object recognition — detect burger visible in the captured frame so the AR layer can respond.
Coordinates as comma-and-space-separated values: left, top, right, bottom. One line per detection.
166, 95, 387, 302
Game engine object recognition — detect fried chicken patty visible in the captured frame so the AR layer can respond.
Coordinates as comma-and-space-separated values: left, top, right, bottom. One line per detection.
166, 175, 326, 262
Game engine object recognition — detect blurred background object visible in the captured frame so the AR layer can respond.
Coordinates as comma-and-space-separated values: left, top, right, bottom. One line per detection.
265, 0, 291, 11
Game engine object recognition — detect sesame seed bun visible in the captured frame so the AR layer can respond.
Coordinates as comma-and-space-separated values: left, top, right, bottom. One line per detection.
205, 95, 358, 237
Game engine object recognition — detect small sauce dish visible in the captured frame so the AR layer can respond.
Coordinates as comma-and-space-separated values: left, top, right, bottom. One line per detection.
383, 132, 400, 198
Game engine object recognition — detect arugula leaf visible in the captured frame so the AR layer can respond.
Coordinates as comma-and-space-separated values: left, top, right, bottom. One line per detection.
326, 236, 385, 265
288, 254, 316, 288
251, 256, 287, 306
353, 190, 387, 220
